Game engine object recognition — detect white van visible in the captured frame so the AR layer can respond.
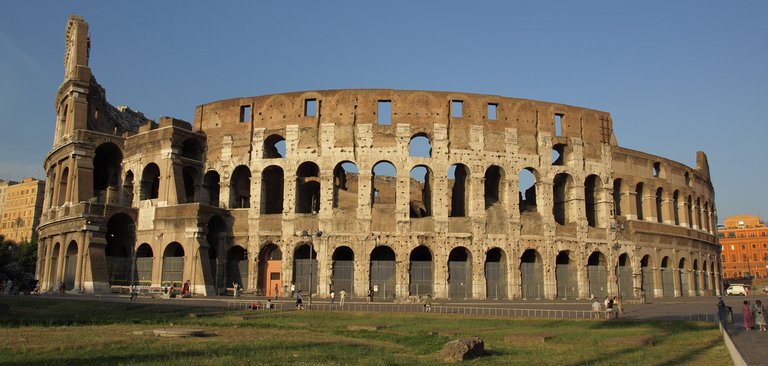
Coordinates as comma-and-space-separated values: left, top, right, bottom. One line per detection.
726, 284, 750, 296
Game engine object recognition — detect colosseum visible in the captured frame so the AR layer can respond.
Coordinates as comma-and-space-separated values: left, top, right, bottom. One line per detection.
36, 15, 721, 300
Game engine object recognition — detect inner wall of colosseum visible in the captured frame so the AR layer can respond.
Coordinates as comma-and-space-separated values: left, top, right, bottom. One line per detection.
36, 16, 720, 299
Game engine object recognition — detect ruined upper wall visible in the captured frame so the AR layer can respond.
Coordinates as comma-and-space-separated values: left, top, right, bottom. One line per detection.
194, 90, 615, 156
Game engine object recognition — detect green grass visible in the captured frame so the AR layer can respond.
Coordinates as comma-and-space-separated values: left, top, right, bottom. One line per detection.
0, 297, 730, 365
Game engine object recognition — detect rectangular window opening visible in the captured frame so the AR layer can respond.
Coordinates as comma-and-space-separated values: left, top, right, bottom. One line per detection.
304, 99, 317, 117
555, 113, 564, 136
377, 100, 392, 125
487, 103, 497, 120
239, 105, 251, 123
451, 100, 463, 118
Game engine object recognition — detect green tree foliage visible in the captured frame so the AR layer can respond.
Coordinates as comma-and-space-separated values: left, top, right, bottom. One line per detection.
0, 235, 37, 283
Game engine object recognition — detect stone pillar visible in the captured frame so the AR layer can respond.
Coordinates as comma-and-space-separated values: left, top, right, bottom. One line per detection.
433, 249, 448, 299
73, 239, 84, 291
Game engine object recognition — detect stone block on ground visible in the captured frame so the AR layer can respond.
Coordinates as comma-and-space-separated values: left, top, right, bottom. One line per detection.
439, 337, 486, 362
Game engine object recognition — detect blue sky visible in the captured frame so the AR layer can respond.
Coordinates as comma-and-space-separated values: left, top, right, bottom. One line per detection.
0, 1, 766, 223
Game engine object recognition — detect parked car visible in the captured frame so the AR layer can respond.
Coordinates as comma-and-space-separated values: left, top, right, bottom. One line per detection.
726, 284, 750, 296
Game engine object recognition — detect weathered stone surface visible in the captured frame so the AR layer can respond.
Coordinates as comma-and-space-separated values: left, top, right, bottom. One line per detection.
439, 337, 486, 362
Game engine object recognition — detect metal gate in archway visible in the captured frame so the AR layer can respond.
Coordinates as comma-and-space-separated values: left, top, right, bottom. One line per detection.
370, 260, 395, 299
226, 260, 249, 290
485, 262, 507, 299
679, 269, 688, 296
661, 268, 674, 297
332, 260, 354, 294
641, 266, 654, 296
136, 257, 153, 285
618, 265, 633, 299
521, 262, 543, 300
409, 261, 432, 296
556, 264, 577, 300
449, 261, 470, 299
162, 257, 184, 285
294, 258, 318, 294
588, 265, 608, 299
106, 257, 131, 286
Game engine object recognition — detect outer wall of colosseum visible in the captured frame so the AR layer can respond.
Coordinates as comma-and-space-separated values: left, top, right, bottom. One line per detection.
37, 15, 721, 300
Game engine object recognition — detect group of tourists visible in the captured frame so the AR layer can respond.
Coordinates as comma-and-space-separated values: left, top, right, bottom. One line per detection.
591, 296, 622, 319
294, 288, 347, 309
741, 298, 767, 332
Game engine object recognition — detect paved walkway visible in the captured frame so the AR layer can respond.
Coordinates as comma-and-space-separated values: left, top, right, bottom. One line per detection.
18, 292, 768, 364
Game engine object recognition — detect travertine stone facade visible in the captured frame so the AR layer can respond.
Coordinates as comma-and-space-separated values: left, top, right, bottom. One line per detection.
37, 15, 721, 299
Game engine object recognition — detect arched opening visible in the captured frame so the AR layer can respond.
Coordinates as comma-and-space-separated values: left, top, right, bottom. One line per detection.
202, 171, 221, 207
520, 249, 543, 300
702, 261, 710, 291
673, 190, 680, 225
261, 166, 284, 214
660, 256, 673, 297
371, 162, 397, 231
652, 162, 662, 177
121, 171, 134, 206
332, 246, 354, 295
230, 165, 251, 209
105, 213, 135, 286
448, 247, 472, 299
161, 242, 185, 286
63, 241, 78, 291
182, 166, 199, 203
655, 187, 664, 223
613, 179, 622, 217
48, 243, 60, 290
686, 196, 693, 228
585, 175, 600, 227
519, 168, 538, 213
551, 144, 566, 166
408, 134, 431, 158
641, 255, 654, 297
587, 252, 608, 299
332, 162, 359, 210
692, 259, 700, 295
135, 243, 153, 286
296, 162, 320, 214
293, 244, 317, 295
92, 143, 123, 203
635, 183, 645, 221
703, 202, 711, 233
226, 246, 248, 290
409, 246, 432, 296
370, 246, 396, 300
556, 251, 577, 300
695, 198, 702, 229
678, 258, 688, 297
263, 134, 286, 159
409, 165, 432, 218
484, 165, 505, 210
207, 215, 226, 292
448, 164, 469, 217
258, 243, 282, 297
140, 163, 160, 200
58, 168, 69, 206
181, 138, 203, 161
618, 253, 632, 299
553, 173, 574, 225
485, 248, 507, 299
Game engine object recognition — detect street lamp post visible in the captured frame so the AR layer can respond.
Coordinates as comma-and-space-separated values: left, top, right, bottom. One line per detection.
302, 229, 322, 310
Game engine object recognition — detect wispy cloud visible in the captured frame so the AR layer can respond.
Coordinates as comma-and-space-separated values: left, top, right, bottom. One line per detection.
0, 30, 44, 75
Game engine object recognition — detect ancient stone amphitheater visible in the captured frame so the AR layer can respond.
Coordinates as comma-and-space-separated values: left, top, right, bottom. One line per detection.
37, 15, 721, 300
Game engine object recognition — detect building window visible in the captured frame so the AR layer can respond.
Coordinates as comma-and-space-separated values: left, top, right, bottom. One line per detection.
377, 100, 392, 125
743, 254, 747, 261
722, 255, 727, 263
728, 232, 735, 238
754, 253, 758, 261
451, 100, 463, 118
239, 105, 251, 123
732, 254, 737, 262
487, 103, 497, 120
304, 99, 317, 117
742, 244, 746, 250
753, 243, 758, 249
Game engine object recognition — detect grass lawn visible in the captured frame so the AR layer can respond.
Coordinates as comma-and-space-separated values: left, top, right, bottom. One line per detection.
0, 297, 730, 365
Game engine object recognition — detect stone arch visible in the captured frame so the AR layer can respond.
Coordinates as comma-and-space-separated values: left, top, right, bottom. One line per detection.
635, 182, 645, 220
181, 138, 204, 161
332, 161, 359, 210
161, 242, 185, 286
182, 166, 199, 203
293, 243, 317, 295
135, 243, 153, 286
448, 164, 470, 217
296, 162, 320, 214
692, 258, 700, 295
672, 190, 680, 225
520, 249, 543, 299
63, 240, 78, 291
553, 173, 575, 225
226, 245, 248, 290
370, 245, 396, 300
261, 165, 284, 214
105, 213, 135, 286
121, 170, 134, 206
612, 178, 623, 217
617, 253, 632, 299
484, 165, 506, 209
48, 242, 61, 290
641, 255, 654, 297
409, 246, 433, 296
686, 195, 693, 228
206, 215, 227, 291
556, 250, 578, 300
408, 134, 431, 158
230, 165, 251, 209
585, 174, 601, 227
409, 165, 433, 218
485, 248, 507, 299
678, 257, 688, 297
202, 170, 220, 207
519, 167, 539, 213
552, 143, 569, 166
58, 167, 69, 205
331, 246, 354, 295
702, 261, 710, 291
660, 256, 673, 297
587, 251, 608, 299
655, 187, 664, 223
140, 163, 160, 200
92, 142, 123, 203
264, 134, 286, 159
258, 243, 282, 297
448, 246, 472, 299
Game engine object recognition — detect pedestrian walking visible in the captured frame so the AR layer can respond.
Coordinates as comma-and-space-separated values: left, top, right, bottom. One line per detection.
274, 283, 280, 298
339, 288, 346, 307
330, 289, 335, 304
296, 290, 304, 310
368, 287, 374, 302
130, 284, 138, 301
753, 299, 766, 332
232, 281, 239, 298
743, 300, 753, 331
717, 297, 727, 322
424, 295, 432, 313
592, 300, 603, 319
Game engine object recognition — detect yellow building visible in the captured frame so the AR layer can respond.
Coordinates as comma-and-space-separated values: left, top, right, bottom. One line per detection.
0, 178, 45, 243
